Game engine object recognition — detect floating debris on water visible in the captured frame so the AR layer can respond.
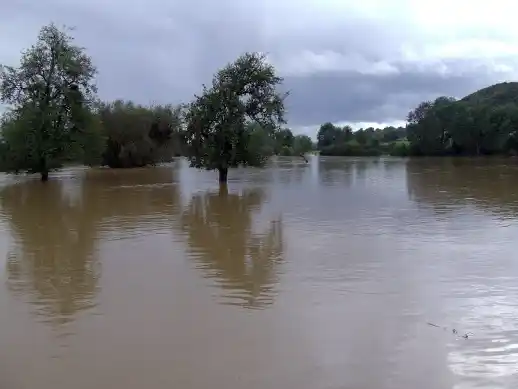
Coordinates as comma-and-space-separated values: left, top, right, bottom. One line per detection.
427, 322, 472, 339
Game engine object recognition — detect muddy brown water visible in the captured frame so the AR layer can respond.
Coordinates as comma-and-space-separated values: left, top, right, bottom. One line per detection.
0, 156, 517, 389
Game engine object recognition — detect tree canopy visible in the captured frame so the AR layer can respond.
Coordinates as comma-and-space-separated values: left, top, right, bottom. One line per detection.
316, 122, 408, 156
313, 82, 518, 157
0, 24, 307, 181
4, 22, 518, 184
0, 23, 103, 180
98, 100, 184, 168
406, 84, 518, 156
184, 52, 287, 182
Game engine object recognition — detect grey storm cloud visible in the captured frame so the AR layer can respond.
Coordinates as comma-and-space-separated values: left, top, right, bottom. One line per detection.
2, 0, 518, 131
284, 61, 502, 126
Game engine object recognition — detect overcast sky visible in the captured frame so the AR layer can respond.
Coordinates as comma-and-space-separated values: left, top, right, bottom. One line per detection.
2, 0, 518, 137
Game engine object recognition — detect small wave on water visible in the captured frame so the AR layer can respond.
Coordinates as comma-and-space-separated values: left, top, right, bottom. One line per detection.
447, 294, 518, 388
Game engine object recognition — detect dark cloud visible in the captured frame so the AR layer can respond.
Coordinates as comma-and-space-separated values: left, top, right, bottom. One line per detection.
284, 61, 508, 126
1, 0, 516, 131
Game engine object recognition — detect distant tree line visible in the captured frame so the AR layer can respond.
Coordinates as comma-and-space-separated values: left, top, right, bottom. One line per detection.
2, 23, 518, 183
316, 82, 518, 157
0, 23, 311, 182
316, 123, 408, 156
247, 124, 314, 158
405, 88, 518, 156
96, 100, 185, 168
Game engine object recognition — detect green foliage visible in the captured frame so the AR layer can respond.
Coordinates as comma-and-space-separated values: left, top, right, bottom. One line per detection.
461, 82, 518, 106
184, 52, 287, 182
312, 82, 518, 158
0, 23, 103, 180
274, 128, 294, 154
406, 83, 518, 156
242, 123, 314, 160
235, 124, 312, 161
381, 126, 406, 143
278, 145, 293, 156
10, 27, 517, 180
386, 140, 411, 156
316, 122, 406, 156
320, 140, 382, 156
292, 134, 313, 155
242, 122, 275, 166
97, 100, 184, 168
251, 126, 314, 157
317, 122, 353, 149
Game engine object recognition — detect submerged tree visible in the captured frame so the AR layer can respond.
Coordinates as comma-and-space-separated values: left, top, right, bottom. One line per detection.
184, 52, 287, 183
98, 100, 184, 168
0, 23, 103, 181
292, 134, 314, 155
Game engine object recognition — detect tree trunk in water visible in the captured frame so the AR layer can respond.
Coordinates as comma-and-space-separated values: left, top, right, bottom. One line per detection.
39, 156, 49, 182
218, 167, 228, 183
218, 182, 229, 197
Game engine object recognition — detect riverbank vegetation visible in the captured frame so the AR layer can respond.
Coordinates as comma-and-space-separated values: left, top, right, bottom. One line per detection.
2, 23, 518, 182
183, 51, 287, 182
315, 82, 518, 157
97, 100, 184, 168
316, 122, 408, 156
0, 24, 299, 182
405, 83, 518, 156
0, 24, 102, 180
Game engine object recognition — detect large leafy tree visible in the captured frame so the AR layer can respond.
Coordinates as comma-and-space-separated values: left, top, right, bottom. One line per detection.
292, 134, 314, 155
317, 123, 352, 150
403, 83, 518, 156
245, 122, 276, 164
98, 100, 184, 168
0, 23, 102, 181
406, 97, 457, 155
274, 128, 294, 155
184, 52, 287, 183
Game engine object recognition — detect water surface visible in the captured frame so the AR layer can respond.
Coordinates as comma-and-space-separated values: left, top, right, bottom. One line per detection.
0, 157, 517, 389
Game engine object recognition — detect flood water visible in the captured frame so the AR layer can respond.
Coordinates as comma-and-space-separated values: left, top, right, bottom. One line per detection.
0, 156, 518, 389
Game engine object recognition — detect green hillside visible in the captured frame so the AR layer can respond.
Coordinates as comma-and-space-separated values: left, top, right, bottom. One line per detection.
461, 82, 518, 106
406, 81, 518, 156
